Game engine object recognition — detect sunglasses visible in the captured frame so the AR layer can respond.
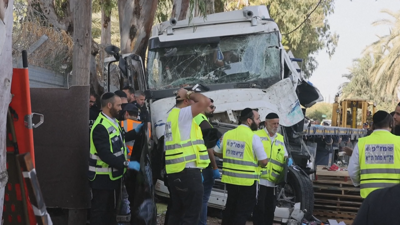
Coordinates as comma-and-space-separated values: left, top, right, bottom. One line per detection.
210, 105, 216, 110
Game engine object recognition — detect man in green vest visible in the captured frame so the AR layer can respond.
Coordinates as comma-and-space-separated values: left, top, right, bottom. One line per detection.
88, 92, 143, 225
215, 108, 268, 225
348, 110, 400, 198
164, 88, 211, 225
193, 98, 221, 225
253, 113, 292, 225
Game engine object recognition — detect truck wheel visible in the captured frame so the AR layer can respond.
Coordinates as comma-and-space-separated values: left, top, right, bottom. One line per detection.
285, 166, 314, 219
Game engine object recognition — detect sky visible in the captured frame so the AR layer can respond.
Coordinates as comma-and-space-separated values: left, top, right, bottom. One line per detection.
309, 0, 400, 103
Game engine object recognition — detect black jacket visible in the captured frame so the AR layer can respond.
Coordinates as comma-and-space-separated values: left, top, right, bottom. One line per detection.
89, 106, 101, 131
90, 120, 138, 190
353, 184, 400, 225
134, 102, 151, 123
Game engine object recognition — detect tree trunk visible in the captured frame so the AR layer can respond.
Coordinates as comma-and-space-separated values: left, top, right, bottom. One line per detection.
68, 0, 92, 222
215, 0, 224, 13
101, 0, 111, 47
118, 0, 158, 89
90, 54, 104, 95
38, 0, 74, 34
171, 0, 190, 20
71, 0, 92, 86
0, 0, 14, 219
118, 0, 158, 56
205, 0, 215, 15
92, 0, 111, 96
91, 41, 104, 96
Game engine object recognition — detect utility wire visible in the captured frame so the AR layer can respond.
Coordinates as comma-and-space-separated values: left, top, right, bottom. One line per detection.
282, 0, 324, 36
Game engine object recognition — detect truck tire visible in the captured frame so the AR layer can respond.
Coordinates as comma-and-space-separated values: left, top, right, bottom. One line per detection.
286, 166, 314, 219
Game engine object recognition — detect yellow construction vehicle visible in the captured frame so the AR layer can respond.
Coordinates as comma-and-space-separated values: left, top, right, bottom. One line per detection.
331, 96, 376, 129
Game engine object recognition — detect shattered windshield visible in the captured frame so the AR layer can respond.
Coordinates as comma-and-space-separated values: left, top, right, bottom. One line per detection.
147, 32, 281, 90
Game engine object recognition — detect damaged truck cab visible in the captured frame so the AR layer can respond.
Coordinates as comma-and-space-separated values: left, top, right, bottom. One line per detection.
143, 6, 323, 222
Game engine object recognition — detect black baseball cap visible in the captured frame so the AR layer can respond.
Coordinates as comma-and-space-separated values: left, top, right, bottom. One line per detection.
124, 103, 139, 113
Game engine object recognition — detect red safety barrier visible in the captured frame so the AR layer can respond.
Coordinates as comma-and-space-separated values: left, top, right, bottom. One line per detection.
9, 68, 36, 165
4, 67, 37, 225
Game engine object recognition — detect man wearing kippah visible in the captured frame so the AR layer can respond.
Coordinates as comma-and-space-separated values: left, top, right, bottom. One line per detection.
164, 88, 211, 225
348, 110, 400, 198
115, 90, 129, 104
253, 113, 292, 225
215, 108, 268, 225
345, 104, 400, 156
88, 92, 143, 225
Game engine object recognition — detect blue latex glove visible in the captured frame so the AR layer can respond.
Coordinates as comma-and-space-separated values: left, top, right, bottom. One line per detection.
128, 161, 140, 171
216, 139, 221, 148
287, 158, 293, 167
212, 169, 221, 179
134, 123, 144, 133
202, 174, 204, 183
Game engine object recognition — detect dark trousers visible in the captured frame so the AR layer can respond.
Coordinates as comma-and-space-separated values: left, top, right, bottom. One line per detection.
253, 186, 276, 225
198, 167, 215, 225
90, 188, 118, 225
124, 172, 136, 225
222, 183, 257, 225
167, 168, 204, 225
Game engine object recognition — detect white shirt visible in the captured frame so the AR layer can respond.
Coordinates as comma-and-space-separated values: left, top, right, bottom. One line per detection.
179, 106, 199, 168
259, 128, 288, 187
214, 125, 268, 161
348, 129, 390, 187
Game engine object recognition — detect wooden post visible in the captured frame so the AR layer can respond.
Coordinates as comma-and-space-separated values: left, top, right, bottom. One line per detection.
0, 0, 14, 220
68, 0, 92, 224
71, 0, 92, 86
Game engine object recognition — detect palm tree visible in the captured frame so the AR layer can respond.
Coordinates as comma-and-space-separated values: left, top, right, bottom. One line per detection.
365, 9, 400, 102
340, 55, 394, 111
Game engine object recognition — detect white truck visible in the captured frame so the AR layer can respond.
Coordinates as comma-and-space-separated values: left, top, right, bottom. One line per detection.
146, 6, 320, 223
104, 5, 343, 223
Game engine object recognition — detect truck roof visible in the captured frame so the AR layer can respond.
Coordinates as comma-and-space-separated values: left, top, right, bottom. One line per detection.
150, 5, 280, 43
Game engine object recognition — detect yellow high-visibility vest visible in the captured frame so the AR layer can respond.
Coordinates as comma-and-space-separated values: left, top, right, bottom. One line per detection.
358, 130, 400, 198
164, 108, 210, 174
255, 129, 286, 183
194, 113, 213, 128
221, 125, 260, 186
88, 113, 127, 181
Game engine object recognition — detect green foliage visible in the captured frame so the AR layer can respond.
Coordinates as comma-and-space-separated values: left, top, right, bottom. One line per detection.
200, 0, 338, 78
91, 11, 121, 46
340, 55, 395, 112
339, 10, 400, 112
156, 0, 173, 23
306, 102, 333, 122
93, 0, 117, 17
259, 0, 338, 78
366, 10, 400, 98
215, 0, 225, 12
54, 0, 69, 18
189, 0, 208, 23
